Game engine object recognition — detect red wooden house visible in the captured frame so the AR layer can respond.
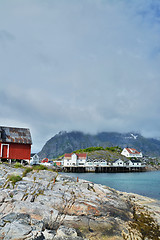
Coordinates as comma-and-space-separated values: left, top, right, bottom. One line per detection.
0, 126, 32, 160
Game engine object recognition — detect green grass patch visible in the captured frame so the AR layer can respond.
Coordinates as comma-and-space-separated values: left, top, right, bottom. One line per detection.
32, 165, 48, 170
14, 162, 23, 168
7, 174, 22, 185
22, 167, 33, 177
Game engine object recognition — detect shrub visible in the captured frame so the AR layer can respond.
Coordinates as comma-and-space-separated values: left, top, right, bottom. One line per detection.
7, 174, 22, 185
14, 162, 23, 168
32, 165, 48, 170
22, 167, 33, 177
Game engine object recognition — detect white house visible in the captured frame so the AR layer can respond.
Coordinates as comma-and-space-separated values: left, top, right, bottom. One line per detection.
100, 160, 108, 166
125, 159, 142, 167
93, 159, 101, 167
121, 148, 142, 158
112, 159, 124, 166
85, 159, 93, 167
63, 153, 87, 167
30, 153, 40, 165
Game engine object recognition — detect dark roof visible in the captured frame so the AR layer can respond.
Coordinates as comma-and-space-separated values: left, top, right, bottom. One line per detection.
31, 153, 37, 157
0, 126, 32, 144
130, 160, 141, 163
112, 159, 123, 163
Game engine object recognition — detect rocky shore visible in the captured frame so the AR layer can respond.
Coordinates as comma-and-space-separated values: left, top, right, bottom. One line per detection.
0, 164, 160, 240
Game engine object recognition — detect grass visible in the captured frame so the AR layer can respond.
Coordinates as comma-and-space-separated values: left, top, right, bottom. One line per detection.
14, 162, 23, 168
22, 165, 48, 177
22, 167, 33, 177
7, 174, 22, 186
32, 165, 48, 170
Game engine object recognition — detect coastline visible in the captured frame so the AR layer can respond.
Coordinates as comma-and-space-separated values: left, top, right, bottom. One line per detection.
0, 163, 160, 239
145, 165, 160, 171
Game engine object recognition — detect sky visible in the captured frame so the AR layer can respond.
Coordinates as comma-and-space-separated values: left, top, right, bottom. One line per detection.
0, 0, 160, 152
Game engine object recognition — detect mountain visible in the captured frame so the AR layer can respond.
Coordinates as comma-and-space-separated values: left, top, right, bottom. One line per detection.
38, 131, 160, 159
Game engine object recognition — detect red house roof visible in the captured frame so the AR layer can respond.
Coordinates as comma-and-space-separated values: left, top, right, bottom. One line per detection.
64, 153, 72, 157
64, 153, 87, 158
125, 148, 140, 154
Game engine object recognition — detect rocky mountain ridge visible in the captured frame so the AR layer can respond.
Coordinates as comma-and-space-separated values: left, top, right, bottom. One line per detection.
38, 131, 160, 159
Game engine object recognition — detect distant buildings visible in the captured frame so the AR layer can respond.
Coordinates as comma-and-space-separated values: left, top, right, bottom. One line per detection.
63, 151, 144, 170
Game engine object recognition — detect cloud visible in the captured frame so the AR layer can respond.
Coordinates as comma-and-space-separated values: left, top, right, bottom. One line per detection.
0, 0, 160, 152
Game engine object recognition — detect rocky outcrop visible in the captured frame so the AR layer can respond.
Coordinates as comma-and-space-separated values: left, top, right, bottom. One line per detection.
0, 164, 160, 239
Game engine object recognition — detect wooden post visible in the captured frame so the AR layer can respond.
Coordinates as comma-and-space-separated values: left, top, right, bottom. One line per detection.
77, 177, 79, 182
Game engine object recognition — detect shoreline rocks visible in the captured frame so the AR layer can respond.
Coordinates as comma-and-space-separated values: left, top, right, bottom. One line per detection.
0, 164, 160, 239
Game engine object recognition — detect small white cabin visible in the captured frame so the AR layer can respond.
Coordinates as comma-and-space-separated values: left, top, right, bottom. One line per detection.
112, 159, 124, 167
100, 160, 108, 166
125, 159, 142, 167
30, 153, 40, 165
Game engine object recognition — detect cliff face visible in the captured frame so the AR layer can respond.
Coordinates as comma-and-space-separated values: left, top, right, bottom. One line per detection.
38, 131, 160, 159
0, 164, 160, 240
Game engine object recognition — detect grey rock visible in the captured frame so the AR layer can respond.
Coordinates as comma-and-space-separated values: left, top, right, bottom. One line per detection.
56, 226, 77, 238
0, 221, 32, 239
0, 164, 160, 240
2, 212, 31, 225
0, 191, 8, 203
0, 219, 5, 227
43, 229, 56, 239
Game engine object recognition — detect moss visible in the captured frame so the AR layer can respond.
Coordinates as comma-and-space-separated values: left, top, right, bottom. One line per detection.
32, 165, 48, 171
123, 206, 160, 240
14, 162, 23, 168
7, 174, 22, 187
22, 167, 33, 177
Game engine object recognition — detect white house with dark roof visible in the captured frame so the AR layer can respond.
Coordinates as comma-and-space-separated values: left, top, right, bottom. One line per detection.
112, 159, 124, 166
121, 148, 142, 158
124, 159, 142, 167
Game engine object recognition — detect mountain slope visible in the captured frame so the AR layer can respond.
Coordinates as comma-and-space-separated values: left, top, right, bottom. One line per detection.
38, 131, 160, 159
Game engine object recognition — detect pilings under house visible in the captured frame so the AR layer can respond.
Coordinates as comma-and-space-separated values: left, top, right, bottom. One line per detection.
63, 166, 146, 173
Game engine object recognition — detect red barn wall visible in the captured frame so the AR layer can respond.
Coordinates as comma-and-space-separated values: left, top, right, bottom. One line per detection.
0, 142, 31, 160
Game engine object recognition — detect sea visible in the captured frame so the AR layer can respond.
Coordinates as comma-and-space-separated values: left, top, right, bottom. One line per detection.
61, 171, 160, 200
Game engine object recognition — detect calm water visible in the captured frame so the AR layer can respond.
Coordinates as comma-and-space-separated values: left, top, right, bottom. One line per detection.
61, 171, 160, 200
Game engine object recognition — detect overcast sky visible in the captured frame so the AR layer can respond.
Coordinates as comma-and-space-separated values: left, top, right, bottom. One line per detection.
0, 0, 160, 152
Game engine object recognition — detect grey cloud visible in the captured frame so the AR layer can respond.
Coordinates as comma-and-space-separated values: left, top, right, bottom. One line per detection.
0, 0, 160, 152
0, 30, 15, 41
